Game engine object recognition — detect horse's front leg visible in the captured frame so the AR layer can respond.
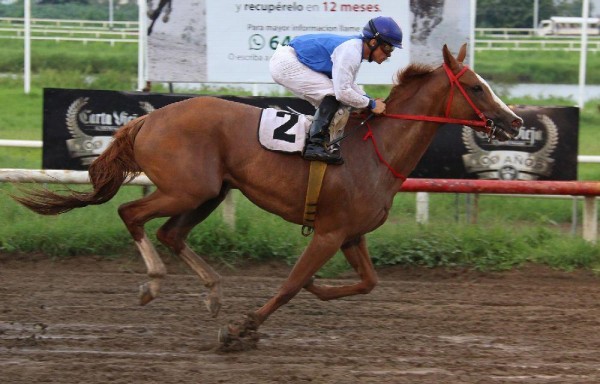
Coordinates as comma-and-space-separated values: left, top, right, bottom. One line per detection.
218, 232, 343, 351
304, 235, 379, 301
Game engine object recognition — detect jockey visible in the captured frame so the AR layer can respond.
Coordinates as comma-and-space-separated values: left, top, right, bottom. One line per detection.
269, 16, 403, 165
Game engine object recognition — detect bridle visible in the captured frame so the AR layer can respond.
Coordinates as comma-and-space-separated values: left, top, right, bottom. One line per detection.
382, 63, 496, 137
361, 63, 499, 180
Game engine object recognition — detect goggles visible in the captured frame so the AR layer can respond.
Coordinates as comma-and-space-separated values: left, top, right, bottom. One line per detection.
380, 42, 394, 54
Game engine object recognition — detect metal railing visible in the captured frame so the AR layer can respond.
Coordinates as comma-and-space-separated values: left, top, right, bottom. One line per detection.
0, 17, 138, 30
475, 39, 600, 52
2, 18, 600, 49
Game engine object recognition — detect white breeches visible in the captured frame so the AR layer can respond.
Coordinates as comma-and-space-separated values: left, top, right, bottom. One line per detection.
269, 45, 335, 108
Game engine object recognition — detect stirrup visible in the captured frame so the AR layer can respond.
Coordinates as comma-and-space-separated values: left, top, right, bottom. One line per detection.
328, 143, 344, 165
303, 144, 344, 165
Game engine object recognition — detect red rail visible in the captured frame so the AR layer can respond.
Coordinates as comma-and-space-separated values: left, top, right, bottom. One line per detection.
400, 179, 600, 196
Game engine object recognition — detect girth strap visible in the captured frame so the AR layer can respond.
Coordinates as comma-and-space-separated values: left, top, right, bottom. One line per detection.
302, 161, 328, 236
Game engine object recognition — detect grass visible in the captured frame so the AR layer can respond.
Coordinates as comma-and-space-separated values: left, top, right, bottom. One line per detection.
474, 49, 600, 84
1, 40, 600, 275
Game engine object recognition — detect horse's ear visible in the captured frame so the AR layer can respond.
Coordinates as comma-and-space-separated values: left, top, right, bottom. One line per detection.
442, 44, 459, 70
456, 43, 467, 63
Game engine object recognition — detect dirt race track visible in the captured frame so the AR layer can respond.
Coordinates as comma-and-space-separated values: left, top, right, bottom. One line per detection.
2, 253, 600, 384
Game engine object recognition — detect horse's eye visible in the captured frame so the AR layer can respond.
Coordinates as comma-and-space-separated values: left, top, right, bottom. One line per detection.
471, 85, 483, 92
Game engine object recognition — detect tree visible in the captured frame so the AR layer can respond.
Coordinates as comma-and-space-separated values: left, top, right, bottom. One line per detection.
36, 0, 91, 4
476, 0, 556, 28
554, 0, 589, 17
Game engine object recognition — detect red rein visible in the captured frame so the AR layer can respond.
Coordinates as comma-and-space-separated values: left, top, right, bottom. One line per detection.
363, 64, 491, 180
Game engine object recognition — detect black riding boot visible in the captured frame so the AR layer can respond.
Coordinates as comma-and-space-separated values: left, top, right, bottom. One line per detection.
303, 95, 343, 165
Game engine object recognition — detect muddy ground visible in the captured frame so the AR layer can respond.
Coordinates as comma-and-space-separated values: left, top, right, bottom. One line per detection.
1, 253, 600, 383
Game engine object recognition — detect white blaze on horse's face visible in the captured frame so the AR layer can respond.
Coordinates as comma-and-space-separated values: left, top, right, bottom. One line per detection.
476, 74, 513, 117
475, 73, 523, 140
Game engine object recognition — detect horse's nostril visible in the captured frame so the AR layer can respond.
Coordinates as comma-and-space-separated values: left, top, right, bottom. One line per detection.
512, 118, 523, 128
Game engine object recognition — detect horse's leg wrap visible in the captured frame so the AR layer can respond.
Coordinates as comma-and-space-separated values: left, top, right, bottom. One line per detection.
179, 245, 223, 317
135, 234, 167, 305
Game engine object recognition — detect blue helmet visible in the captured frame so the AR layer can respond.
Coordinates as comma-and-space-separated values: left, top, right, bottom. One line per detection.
362, 16, 403, 48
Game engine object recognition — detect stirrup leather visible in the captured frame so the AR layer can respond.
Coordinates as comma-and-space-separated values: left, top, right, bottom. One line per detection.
302, 161, 328, 236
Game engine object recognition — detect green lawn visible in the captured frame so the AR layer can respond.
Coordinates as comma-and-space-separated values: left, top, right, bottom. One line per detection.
1, 39, 600, 274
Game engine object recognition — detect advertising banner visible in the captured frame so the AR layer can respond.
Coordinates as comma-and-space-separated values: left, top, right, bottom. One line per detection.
411, 106, 579, 181
146, 0, 472, 83
43, 89, 578, 181
42, 88, 315, 170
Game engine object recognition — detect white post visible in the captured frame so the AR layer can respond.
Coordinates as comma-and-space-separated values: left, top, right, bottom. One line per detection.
24, 0, 31, 94
109, 0, 114, 30
578, 0, 590, 110
583, 196, 597, 243
222, 192, 236, 230
416, 192, 429, 224
469, 0, 476, 68
137, 0, 147, 91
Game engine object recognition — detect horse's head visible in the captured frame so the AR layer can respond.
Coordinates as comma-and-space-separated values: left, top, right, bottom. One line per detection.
441, 43, 523, 141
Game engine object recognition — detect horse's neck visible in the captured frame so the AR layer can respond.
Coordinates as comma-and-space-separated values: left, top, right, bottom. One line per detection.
368, 76, 449, 179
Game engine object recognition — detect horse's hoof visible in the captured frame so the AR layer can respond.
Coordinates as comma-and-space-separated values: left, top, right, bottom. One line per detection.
217, 314, 260, 352
138, 280, 160, 306
139, 285, 154, 306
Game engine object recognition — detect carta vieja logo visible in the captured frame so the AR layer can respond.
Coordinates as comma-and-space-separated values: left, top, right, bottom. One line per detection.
462, 114, 558, 180
65, 97, 155, 165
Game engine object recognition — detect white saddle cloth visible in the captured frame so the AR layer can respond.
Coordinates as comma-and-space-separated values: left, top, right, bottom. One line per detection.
258, 108, 311, 153
258, 107, 350, 153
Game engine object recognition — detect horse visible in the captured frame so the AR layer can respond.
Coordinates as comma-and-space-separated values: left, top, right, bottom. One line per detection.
12, 44, 522, 350
147, 0, 172, 35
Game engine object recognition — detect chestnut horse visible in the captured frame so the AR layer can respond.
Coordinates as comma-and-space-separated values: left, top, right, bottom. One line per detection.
13, 44, 522, 349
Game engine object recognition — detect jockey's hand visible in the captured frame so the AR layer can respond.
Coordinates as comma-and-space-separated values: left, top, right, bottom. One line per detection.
370, 98, 386, 114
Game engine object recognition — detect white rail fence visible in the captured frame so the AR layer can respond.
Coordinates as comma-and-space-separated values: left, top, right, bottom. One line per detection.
2, 18, 599, 50
476, 27, 600, 39
2, 140, 600, 243
0, 17, 138, 30
476, 27, 538, 37
0, 17, 138, 45
475, 39, 600, 52
3, 139, 600, 163
1, 168, 598, 243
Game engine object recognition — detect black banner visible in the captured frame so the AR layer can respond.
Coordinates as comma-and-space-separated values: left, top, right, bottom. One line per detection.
42, 88, 315, 170
411, 106, 579, 181
43, 89, 578, 180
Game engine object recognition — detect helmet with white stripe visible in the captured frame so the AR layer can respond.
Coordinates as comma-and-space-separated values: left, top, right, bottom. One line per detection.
362, 16, 403, 48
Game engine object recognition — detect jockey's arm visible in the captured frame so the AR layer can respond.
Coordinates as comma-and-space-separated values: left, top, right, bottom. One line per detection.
331, 40, 386, 114
330, 41, 371, 109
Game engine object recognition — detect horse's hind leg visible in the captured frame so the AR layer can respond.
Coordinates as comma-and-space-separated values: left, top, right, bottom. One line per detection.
304, 235, 379, 300
118, 190, 202, 305
156, 187, 230, 317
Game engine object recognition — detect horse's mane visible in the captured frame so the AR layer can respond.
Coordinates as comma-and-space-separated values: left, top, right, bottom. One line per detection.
395, 63, 435, 85
388, 63, 435, 101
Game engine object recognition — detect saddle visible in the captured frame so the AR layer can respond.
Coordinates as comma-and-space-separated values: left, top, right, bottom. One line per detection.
257, 108, 350, 235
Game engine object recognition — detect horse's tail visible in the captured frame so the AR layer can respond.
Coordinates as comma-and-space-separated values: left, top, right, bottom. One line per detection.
12, 116, 146, 215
